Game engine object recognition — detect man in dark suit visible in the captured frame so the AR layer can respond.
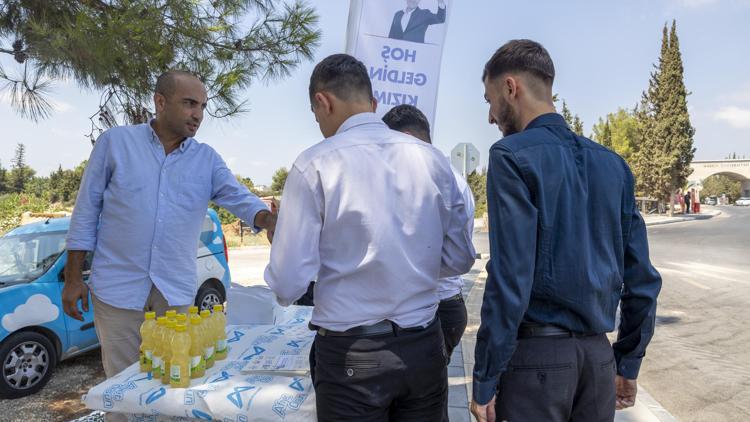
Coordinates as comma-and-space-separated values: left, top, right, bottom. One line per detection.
388, 0, 446, 43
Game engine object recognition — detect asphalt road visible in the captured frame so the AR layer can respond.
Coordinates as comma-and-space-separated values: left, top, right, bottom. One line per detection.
639, 205, 750, 421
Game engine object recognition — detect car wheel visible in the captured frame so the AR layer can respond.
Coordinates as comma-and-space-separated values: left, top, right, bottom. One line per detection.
195, 284, 224, 312
0, 331, 57, 399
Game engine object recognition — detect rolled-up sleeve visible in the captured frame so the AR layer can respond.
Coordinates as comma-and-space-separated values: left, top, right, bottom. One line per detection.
613, 168, 662, 379
66, 133, 112, 251
472, 146, 538, 404
439, 172, 476, 279
210, 154, 268, 232
264, 166, 322, 306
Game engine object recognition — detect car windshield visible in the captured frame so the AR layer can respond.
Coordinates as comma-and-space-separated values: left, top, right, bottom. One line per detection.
0, 230, 67, 284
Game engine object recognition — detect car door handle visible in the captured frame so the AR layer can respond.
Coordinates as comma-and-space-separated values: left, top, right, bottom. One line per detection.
80, 322, 95, 331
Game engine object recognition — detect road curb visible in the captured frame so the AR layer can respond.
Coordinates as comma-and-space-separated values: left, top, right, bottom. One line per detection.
645, 210, 721, 227
636, 386, 678, 422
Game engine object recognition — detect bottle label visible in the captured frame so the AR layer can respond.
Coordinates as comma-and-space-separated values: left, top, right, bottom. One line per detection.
152, 356, 162, 373
170, 365, 181, 382
160, 359, 166, 375
217, 339, 227, 353
204, 346, 215, 360
190, 355, 202, 372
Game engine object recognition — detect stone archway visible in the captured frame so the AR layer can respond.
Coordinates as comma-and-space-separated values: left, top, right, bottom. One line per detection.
690, 160, 750, 197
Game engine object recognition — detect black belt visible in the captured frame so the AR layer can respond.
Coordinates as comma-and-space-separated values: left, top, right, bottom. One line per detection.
440, 293, 463, 303
517, 323, 598, 339
312, 317, 437, 338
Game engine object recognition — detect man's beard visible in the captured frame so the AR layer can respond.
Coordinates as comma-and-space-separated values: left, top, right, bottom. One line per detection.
498, 101, 520, 137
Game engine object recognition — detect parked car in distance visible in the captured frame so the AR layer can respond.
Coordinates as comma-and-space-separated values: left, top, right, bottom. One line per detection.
735, 197, 750, 206
705, 196, 718, 206
0, 209, 231, 398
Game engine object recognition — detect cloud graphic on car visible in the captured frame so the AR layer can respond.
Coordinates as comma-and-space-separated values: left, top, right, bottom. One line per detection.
1, 294, 60, 332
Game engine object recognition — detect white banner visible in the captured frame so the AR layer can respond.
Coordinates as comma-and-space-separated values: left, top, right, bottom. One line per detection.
346, 0, 452, 131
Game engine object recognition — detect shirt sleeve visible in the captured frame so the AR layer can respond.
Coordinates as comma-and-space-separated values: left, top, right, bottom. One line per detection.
439, 168, 476, 279
472, 146, 538, 405
210, 154, 269, 232
264, 165, 322, 306
66, 132, 112, 251
613, 166, 662, 379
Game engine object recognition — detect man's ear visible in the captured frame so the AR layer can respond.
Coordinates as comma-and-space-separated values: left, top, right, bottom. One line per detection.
371, 97, 378, 113
504, 75, 520, 101
314, 92, 333, 115
154, 93, 166, 114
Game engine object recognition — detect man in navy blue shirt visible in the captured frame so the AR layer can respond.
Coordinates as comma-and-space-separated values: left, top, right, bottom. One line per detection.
470, 39, 662, 422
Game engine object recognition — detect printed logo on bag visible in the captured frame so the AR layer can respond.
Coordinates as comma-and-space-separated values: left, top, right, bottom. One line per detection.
288, 377, 305, 392
191, 409, 213, 420
286, 340, 301, 348
272, 393, 307, 418
209, 370, 233, 383
242, 345, 267, 360
227, 329, 245, 343
144, 387, 167, 405
226, 385, 256, 409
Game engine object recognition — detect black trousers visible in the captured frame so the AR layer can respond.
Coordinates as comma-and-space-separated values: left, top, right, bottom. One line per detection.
437, 296, 468, 422
495, 333, 616, 422
313, 318, 448, 421
437, 296, 468, 359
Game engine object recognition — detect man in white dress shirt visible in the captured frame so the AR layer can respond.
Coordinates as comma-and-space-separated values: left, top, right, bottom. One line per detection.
383, 104, 475, 422
264, 54, 475, 420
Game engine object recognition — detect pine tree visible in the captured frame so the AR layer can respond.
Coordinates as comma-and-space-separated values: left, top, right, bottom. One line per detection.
10, 143, 28, 193
1, 1, 320, 125
572, 115, 585, 136
271, 167, 289, 195
630, 21, 694, 215
663, 20, 695, 203
0, 160, 7, 193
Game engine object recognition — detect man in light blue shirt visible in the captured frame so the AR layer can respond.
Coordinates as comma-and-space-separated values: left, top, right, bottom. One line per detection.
62, 70, 275, 388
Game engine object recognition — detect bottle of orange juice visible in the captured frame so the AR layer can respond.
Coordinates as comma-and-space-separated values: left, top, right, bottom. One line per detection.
139, 312, 157, 373
161, 319, 177, 384
169, 323, 191, 388
212, 305, 228, 360
151, 316, 168, 378
199, 310, 215, 369
189, 315, 205, 378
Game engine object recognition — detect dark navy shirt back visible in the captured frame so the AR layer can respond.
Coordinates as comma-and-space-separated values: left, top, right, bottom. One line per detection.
472, 113, 662, 404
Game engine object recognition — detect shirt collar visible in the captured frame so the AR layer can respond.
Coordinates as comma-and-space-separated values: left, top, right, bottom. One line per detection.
335, 112, 387, 136
524, 113, 569, 131
147, 119, 194, 152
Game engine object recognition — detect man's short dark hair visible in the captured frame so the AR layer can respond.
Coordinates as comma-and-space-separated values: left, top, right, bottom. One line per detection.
309, 54, 373, 103
482, 39, 555, 88
382, 105, 431, 143
155, 70, 200, 98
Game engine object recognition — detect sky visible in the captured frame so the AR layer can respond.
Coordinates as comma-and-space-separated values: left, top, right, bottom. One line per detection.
1, 0, 749, 185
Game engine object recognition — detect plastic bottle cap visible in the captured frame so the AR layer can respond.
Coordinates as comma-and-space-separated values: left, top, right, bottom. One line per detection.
190, 315, 202, 325
176, 314, 187, 322
156, 316, 168, 325
165, 310, 177, 317
175, 324, 187, 332
213, 304, 223, 312
200, 310, 211, 318
145, 311, 156, 320
166, 320, 177, 328
188, 306, 199, 314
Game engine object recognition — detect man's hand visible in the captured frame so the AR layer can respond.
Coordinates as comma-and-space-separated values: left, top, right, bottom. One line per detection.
254, 210, 278, 243
470, 396, 496, 422
62, 250, 90, 321
615, 375, 638, 410
62, 273, 89, 321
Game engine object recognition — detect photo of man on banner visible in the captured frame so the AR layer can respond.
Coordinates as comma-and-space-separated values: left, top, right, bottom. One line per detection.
388, 0, 447, 44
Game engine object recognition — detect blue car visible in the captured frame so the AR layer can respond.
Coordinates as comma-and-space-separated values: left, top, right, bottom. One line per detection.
0, 210, 231, 398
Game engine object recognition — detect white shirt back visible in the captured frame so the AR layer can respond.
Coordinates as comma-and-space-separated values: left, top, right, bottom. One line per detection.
265, 113, 475, 331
